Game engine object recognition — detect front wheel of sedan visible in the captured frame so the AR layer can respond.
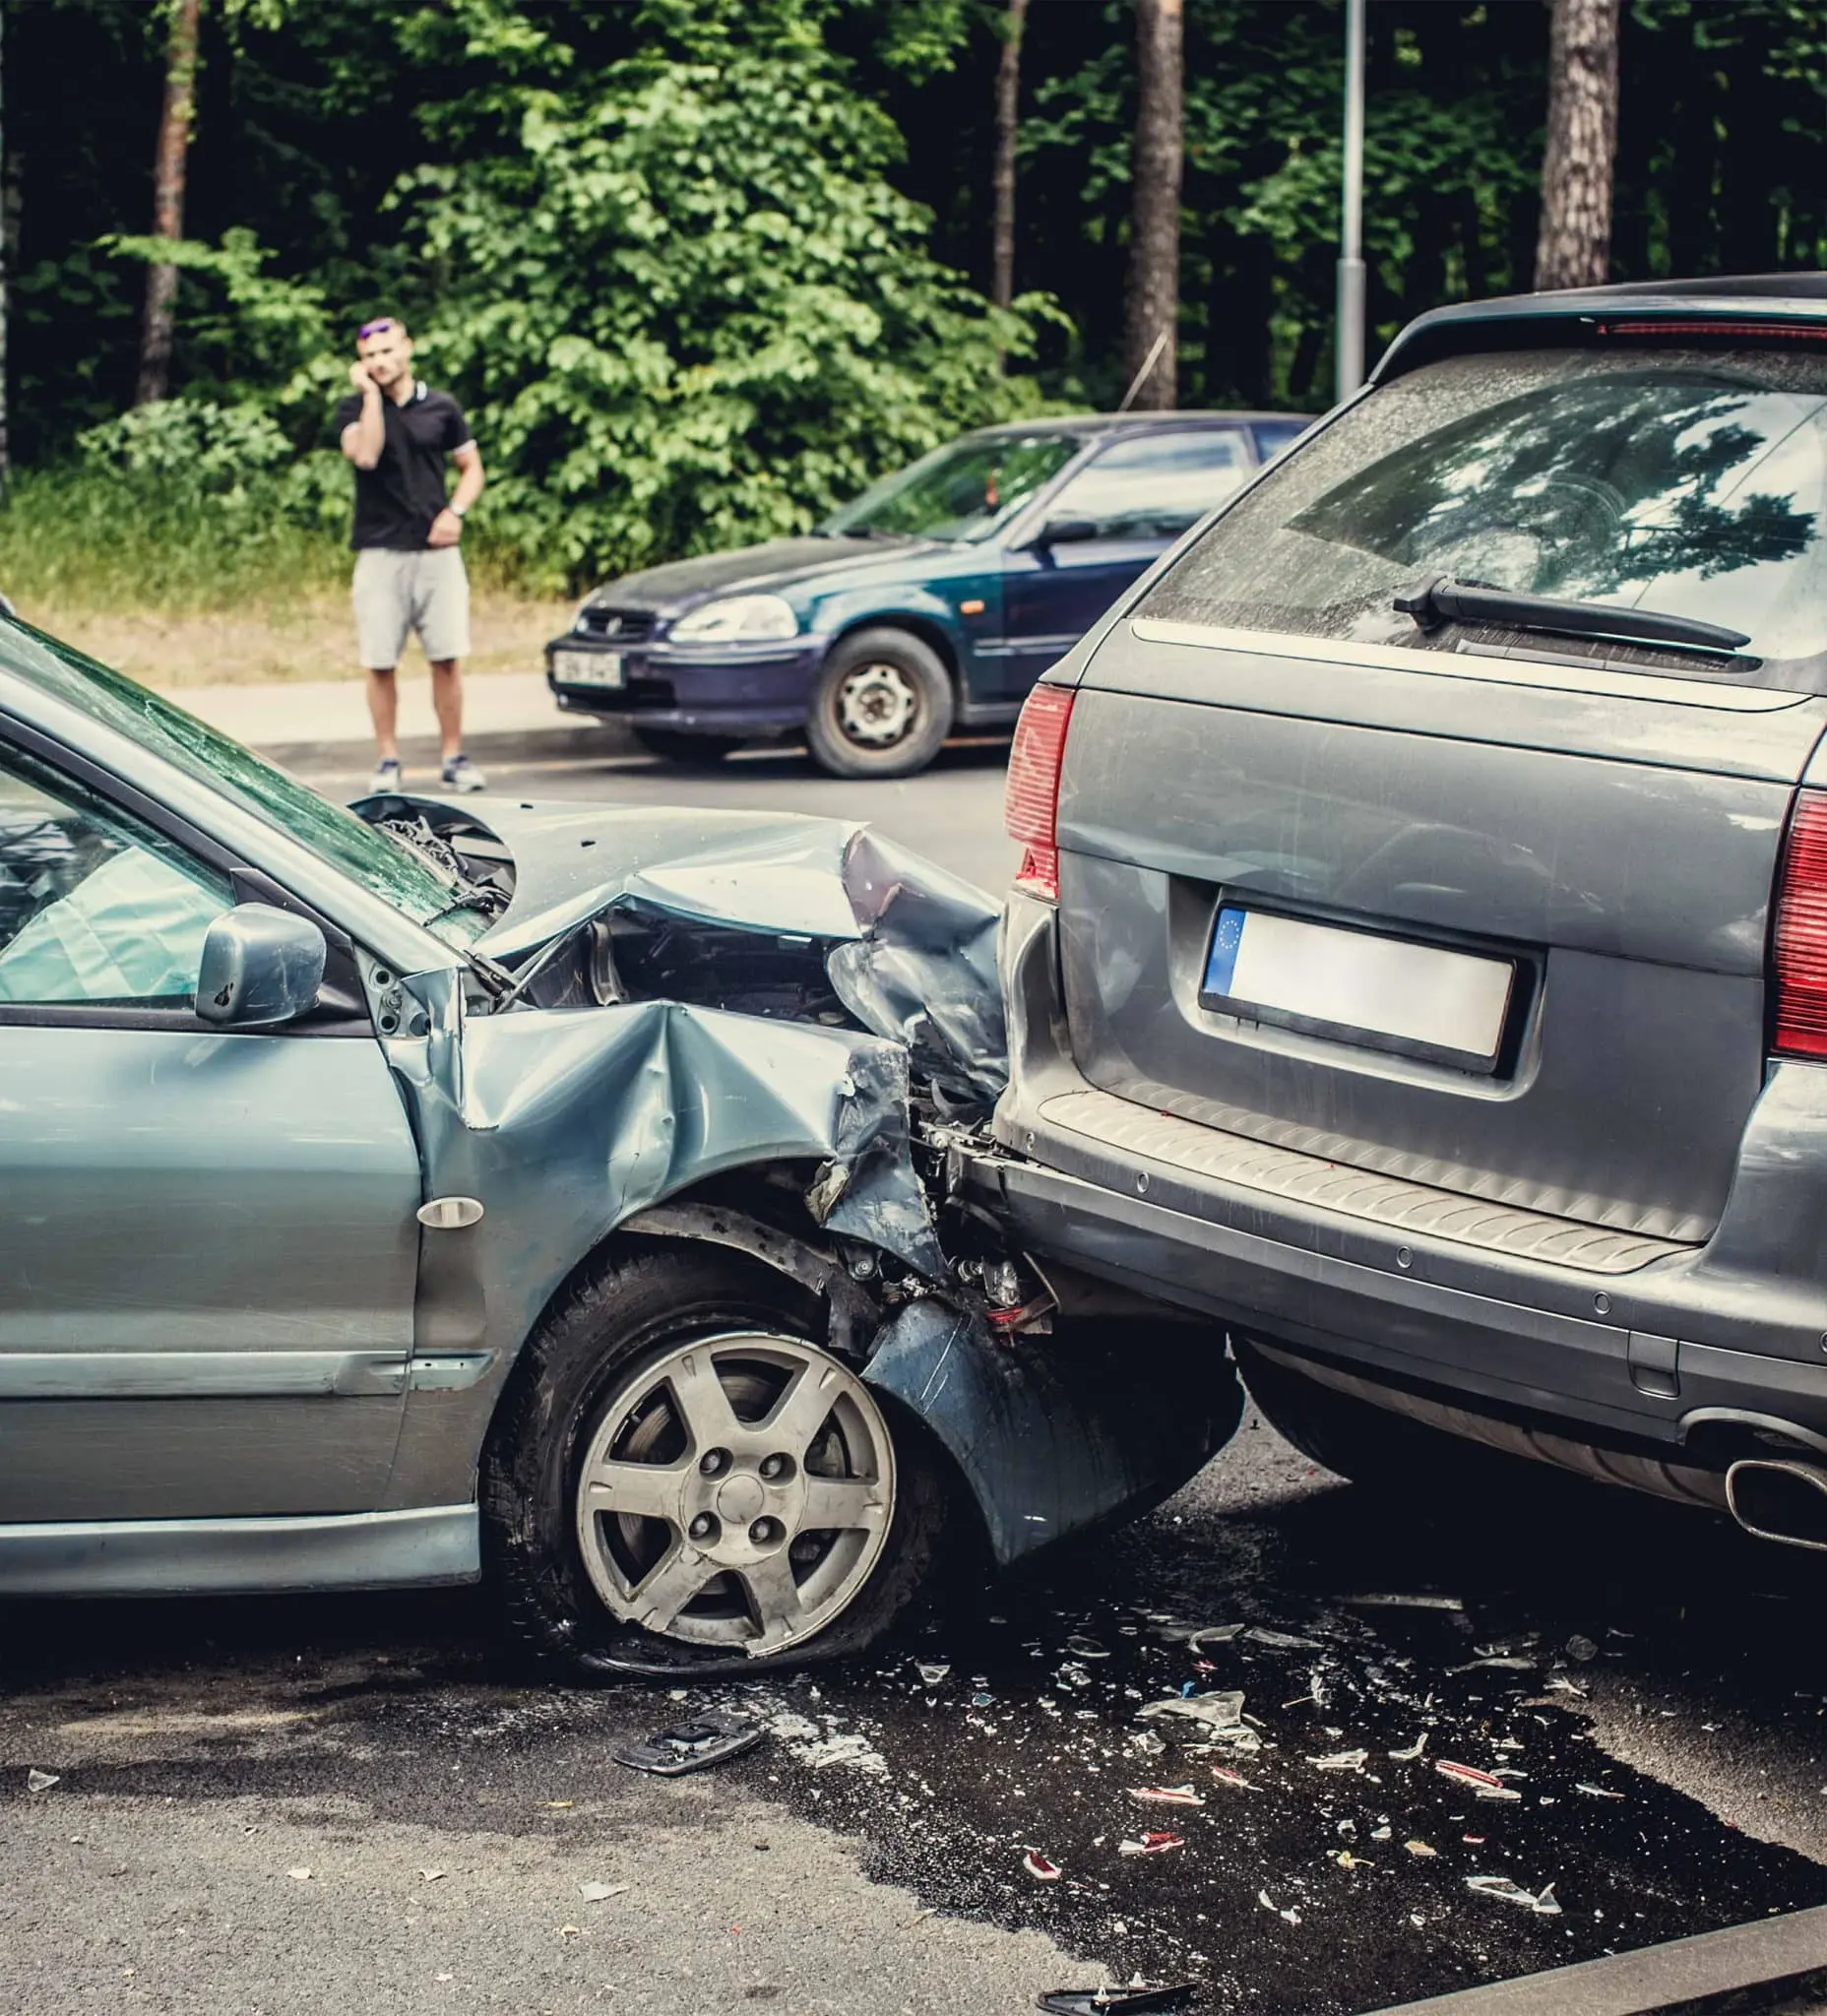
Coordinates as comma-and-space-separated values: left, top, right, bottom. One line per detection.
483, 1246, 949, 1676
804, 628, 955, 778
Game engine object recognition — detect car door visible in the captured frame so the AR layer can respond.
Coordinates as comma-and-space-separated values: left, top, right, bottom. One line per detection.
996, 428, 1255, 697
0, 736, 425, 1522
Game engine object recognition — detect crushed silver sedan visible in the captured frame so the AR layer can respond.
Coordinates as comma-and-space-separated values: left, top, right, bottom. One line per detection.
0, 621, 1240, 1673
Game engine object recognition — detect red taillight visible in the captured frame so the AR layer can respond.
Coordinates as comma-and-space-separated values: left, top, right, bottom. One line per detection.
1005, 683, 1075, 902
1774, 791, 1827, 1056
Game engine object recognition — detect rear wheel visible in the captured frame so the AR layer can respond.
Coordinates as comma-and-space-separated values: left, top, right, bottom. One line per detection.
484, 1246, 948, 1676
805, 628, 954, 779
631, 727, 745, 766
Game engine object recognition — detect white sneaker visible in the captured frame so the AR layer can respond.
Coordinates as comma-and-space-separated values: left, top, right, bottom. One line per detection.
441, 753, 486, 793
371, 757, 403, 793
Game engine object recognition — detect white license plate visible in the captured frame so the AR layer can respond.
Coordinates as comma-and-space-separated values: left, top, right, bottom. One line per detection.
1201, 906, 1516, 1068
552, 649, 623, 688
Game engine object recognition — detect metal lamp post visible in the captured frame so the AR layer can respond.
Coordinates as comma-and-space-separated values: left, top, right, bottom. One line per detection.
1336, 0, 1366, 402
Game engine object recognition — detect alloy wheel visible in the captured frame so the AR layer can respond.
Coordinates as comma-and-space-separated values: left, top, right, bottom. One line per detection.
573, 1331, 897, 1656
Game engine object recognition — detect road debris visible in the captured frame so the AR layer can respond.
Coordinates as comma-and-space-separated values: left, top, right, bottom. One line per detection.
1127, 1786, 1206, 1807
1118, 1832, 1186, 1856
1307, 1748, 1369, 1772
1037, 1984, 1197, 2014
1466, 1875, 1563, 1916
1210, 1766, 1259, 1791
1138, 1690, 1244, 1732
915, 1663, 952, 1685
1388, 1733, 1428, 1761
578, 1882, 629, 1902
26, 1769, 58, 1794
419, 1868, 446, 1883
1576, 1783, 1626, 1799
287, 1867, 312, 1881
1405, 1841, 1438, 1858
1066, 1636, 1111, 1660
1330, 1850, 1374, 1870
1024, 1851, 1064, 1882
1246, 1627, 1322, 1652
1566, 1634, 1600, 1662
1434, 1760, 1506, 1792
1341, 1594, 1465, 1612
1257, 1888, 1301, 1925
612, 1710, 765, 1778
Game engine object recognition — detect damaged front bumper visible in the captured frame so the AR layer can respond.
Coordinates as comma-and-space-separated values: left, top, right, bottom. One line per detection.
356, 795, 1241, 1571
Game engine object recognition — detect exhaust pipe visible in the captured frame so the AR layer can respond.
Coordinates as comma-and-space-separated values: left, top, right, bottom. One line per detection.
1726, 1458, 1827, 1550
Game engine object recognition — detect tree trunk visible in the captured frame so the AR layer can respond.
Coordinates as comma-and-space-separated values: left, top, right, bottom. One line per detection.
990, 0, 1029, 313
136, 0, 202, 407
1123, 0, 1183, 409
1534, 0, 1619, 291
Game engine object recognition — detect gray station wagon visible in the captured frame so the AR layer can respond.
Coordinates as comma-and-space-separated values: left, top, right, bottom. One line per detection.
0, 621, 1238, 1673
986, 275, 1827, 1553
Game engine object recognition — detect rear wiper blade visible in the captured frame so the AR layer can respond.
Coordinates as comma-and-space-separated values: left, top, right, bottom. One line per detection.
1394, 575, 1751, 656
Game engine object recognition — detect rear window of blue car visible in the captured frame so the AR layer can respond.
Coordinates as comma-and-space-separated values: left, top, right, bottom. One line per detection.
1144, 346, 1827, 689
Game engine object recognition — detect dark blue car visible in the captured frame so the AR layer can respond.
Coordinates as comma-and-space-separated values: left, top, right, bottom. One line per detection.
544, 411, 1308, 777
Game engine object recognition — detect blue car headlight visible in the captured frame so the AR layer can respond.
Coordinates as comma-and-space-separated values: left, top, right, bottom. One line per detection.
670, 594, 800, 644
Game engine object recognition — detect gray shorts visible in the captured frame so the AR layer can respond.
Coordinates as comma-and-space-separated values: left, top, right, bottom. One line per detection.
352, 547, 472, 669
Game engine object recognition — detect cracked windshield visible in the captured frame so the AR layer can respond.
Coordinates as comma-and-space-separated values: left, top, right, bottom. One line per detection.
8, 4, 1827, 2015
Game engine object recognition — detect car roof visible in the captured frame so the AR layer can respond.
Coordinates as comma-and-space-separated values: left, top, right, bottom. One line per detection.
970, 410, 1309, 440
1376, 273, 1827, 382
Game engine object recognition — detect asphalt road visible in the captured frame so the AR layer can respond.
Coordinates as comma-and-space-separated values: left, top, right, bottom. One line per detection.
5, 736, 1827, 2015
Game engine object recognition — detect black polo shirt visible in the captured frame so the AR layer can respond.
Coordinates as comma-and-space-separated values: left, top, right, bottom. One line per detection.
334, 381, 472, 551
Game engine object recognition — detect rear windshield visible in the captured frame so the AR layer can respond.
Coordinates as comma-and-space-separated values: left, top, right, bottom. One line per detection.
1142, 346, 1827, 688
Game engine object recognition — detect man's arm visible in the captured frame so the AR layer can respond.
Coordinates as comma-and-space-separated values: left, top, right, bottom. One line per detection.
428, 441, 484, 548
340, 364, 386, 472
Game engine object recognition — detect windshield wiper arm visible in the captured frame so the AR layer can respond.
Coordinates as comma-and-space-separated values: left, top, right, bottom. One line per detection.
1394, 575, 1751, 656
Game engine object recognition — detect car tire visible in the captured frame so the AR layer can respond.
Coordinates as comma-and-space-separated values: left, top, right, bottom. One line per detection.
804, 628, 955, 779
631, 727, 745, 766
483, 1243, 950, 1678
1234, 1339, 1486, 1494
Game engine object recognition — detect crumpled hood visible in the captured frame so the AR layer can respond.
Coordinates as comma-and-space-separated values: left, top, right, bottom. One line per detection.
584, 536, 921, 612
383, 796, 1008, 1107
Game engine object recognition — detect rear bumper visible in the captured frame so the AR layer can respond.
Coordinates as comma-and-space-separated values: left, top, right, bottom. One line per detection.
543, 632, 824, 733
988, 893, 1827, 1464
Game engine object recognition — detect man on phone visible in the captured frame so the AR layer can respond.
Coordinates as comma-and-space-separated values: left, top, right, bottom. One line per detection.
337, 316, 486, 793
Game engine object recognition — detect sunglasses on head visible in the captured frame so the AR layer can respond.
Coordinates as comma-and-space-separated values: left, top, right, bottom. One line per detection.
357, 318, 397, 342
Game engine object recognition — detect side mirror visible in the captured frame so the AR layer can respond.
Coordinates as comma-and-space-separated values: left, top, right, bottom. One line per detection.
1034, 516, 1100, 549
196, 903, 327, 1029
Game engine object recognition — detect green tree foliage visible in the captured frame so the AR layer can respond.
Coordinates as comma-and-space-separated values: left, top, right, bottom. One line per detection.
9, 0, 1827, 597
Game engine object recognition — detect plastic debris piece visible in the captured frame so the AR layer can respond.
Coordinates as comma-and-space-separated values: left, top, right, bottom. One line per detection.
1210, 1765, 1259, 1792
538, 1799, 575, 1809
1118, 1832, 1185, 1857
1257, 1889, 1301, 1925
1036, 1984, 1197, 2014
558, 1924, 582, 1939
612, 1711, 764, 1778
1478, 1787, 1524, 1802
1246, 1626, 1322, 1651
578, 1882, 629, 1903
1452, 1656, 1536, 1672
1138, 1690, 1244, 1731
1187, 1625, 1246, 1651
1370, 1825, 1392, 1842
26, 1770, 58, 1794
1330, 1850, 1374, 1869
1128, 1785, 1205, 1807
1024, 1851, 1063, 1882
1388, 1733, 1428, 1762
915, 1662, 951, 1685
972, 1691, 995, 1709
1544, 1675, 1588, 1696
1341, 1593, 1465, 1611
1405, 1841, 1438, 1858
1307, 1749, 1369, 1772
1462, 1836, 1485, 1846
1065, 1635, 1110, 1660
1565, 1634, 1599, 1662
1435, 1759, 1505, 1792
287, 1867, 313, 1881
1575, 1782, 1625, 1799
419, 1868, 446, 1882
1466, 1875, 1562, 1916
